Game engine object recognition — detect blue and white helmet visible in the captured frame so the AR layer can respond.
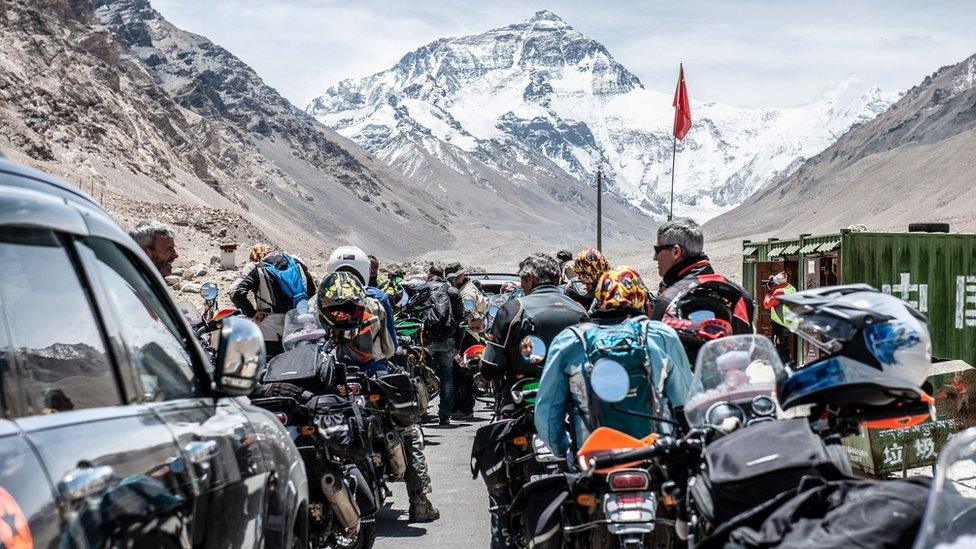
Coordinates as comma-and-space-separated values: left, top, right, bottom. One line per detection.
780, 284, 931, 387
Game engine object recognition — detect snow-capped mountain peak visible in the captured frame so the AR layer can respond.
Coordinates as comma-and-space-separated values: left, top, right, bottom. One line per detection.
308, 13, 895, 222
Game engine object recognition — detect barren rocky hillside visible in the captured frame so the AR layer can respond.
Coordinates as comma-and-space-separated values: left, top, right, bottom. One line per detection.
707, 53, 976, 240
0, 0, 455, 267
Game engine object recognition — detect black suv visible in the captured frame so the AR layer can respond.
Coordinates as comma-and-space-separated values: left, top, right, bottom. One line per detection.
0, 158, 308, 547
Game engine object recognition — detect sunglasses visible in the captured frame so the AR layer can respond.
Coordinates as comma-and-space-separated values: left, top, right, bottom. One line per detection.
653, 243, 680, 254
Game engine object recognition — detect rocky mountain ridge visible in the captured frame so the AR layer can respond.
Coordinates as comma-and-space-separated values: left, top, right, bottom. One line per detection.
309, 10, 897, 221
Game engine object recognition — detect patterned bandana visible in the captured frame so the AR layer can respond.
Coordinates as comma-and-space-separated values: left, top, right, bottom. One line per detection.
574, 247, 611, 289
594, 266, 649, 312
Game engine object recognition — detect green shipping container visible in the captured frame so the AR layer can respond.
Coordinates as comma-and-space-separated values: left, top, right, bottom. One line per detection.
742, 228, 976, 366
843, 360, 976, 476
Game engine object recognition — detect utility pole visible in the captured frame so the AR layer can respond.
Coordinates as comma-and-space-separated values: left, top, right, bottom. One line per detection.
596, 165, 603, 252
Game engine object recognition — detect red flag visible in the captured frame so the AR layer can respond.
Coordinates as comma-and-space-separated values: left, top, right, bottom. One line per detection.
672, 64, 692, 140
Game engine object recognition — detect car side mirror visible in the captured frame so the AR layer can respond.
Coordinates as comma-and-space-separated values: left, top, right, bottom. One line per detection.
213, 316, 265, 396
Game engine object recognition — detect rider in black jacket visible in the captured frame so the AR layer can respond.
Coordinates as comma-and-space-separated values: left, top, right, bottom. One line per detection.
481, 253, 588, 404
478, 253, 587, 549
650, 219, 754, 363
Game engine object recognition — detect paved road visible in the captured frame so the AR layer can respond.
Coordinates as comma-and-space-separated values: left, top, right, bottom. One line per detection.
374, 401, 494, 548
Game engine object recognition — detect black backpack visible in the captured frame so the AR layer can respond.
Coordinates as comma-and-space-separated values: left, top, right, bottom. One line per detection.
419, 281, 456, 341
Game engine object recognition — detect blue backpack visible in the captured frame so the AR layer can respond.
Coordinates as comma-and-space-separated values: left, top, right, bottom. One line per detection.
569, 317, 666, 441
262, 254, 308, 308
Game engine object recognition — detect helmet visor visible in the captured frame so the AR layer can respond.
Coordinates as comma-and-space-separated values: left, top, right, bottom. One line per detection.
320, 302, 365, 328
786, 311, 858, 353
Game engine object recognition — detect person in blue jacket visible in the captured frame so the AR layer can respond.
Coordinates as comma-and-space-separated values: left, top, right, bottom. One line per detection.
535, 266, 693, 458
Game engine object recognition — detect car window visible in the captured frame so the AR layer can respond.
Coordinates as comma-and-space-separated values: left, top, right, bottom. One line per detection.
79, 237, 198, 401
0, 228, 121, 415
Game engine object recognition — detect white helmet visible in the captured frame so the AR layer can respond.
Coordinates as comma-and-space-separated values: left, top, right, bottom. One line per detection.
327, 246, 370, 285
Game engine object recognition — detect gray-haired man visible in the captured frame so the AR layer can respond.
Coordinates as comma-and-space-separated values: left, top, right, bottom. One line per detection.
478, 252, 587, 548
650, 218, 754, 362
129, 220, 179, 277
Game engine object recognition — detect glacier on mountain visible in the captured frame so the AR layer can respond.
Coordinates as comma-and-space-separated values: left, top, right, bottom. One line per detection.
308, 10, 898, 222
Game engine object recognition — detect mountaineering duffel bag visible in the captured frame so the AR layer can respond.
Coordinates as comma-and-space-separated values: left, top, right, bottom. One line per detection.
690, 418, 849, 526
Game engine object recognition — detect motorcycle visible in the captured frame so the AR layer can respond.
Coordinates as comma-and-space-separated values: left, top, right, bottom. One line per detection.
251, 308, 378, 549
178, 282, 239, 362
578, 332, 941, 548
470, 337, 552, 547
342, 361, 417, 489
394, 314, 440, 403
510, 351, 690, 549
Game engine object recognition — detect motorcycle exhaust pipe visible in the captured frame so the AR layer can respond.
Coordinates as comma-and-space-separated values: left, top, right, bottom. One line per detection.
382, 430, 408, 481
321, 472, 361, 533
345, 463, 378, 517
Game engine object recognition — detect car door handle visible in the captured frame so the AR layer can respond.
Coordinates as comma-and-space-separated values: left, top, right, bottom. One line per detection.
59, 465, 115, 502
185, 440, 219, 464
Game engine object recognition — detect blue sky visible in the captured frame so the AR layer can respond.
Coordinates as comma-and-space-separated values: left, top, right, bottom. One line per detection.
153, 0, 976, 109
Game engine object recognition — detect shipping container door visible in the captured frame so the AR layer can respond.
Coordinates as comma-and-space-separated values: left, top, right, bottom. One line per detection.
754, 261, 781, 338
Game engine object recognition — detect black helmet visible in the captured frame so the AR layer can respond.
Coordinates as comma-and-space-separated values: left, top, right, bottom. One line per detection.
317, 271, 367, 336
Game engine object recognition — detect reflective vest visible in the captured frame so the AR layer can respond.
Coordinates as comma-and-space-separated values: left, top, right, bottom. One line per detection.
769, 284, 797, 328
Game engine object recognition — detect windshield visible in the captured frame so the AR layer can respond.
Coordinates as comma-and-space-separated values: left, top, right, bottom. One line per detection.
684, 334, 783, 427
914, 428, 976, 548
282, 305, 326, 351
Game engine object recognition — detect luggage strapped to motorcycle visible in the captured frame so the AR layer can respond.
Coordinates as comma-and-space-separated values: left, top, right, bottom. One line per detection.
689, 418, 850, 528
376, 372, 422, 427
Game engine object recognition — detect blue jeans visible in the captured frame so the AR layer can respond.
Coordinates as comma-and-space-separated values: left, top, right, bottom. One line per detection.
429, 338, 456, 418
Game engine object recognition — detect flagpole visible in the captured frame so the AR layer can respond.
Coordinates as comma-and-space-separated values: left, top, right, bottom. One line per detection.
596, 165, 603, 252
669, 135, 676, 221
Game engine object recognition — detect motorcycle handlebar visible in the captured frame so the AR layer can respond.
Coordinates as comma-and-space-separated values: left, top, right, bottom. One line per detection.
587, 431, 708, 470
589, 443, 666, 469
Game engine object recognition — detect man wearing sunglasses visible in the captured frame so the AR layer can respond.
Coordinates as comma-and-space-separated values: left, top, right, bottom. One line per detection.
650, 218, 754, 362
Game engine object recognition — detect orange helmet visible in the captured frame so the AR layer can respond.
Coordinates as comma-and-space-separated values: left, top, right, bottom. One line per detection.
574, 247, 611, 289
594, 267, 649, 312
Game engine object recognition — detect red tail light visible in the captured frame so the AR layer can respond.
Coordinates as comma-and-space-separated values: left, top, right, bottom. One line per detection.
337, 383, 362, 396
274, 413, 288, 424
608, 471, 650, 491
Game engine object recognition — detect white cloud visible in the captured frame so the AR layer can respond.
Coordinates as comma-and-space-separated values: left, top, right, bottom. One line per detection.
151, 0, 976, 108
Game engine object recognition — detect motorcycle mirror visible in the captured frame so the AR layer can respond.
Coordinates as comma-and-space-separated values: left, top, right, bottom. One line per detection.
519, 335, 547, 366
200, 282, 219, 302
590, 359, 630, 403
213, 316, 265, 396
